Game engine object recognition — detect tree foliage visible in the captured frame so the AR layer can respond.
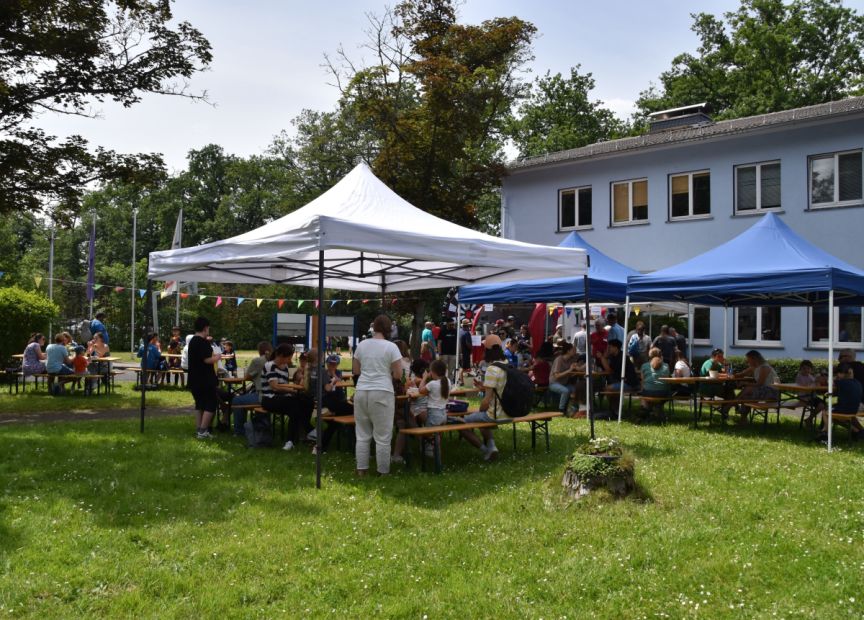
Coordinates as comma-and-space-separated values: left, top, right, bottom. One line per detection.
509, 67, 627, 158
637, 0, 864, 120
326, 0, 536, 227
0, 286, 59, 362
0, 0, 212, 221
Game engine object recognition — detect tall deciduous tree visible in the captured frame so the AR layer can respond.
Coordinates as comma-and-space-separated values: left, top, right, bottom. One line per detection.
637, 0, 864, 120
509, 67, 627, 158
0, 0, 212, 221
327, 0, 536, 227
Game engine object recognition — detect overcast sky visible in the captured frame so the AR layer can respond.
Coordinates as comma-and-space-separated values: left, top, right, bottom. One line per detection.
37, 0, 864, 172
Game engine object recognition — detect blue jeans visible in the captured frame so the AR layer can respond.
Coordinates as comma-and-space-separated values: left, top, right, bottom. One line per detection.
548, 381, 573, 410
231, 392, 260, 435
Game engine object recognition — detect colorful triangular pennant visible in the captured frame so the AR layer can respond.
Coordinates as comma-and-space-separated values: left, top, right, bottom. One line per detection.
114, 286, 125, 293
215, 296, 222, 307
256, 298, 263, 308
297, 300, 305, 308
34, 276, 42, 288
277, 299, 285, 309
237, 297, 245, 306
138, 289, 146, 298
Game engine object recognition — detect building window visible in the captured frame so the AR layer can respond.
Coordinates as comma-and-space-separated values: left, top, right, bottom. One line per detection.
693, 306, 711, 344
735, 306, 782, 345
809, 306, 864, 348
669, 171, 710, 219
735, 161, 781, 213
809, 150, 863, 208
611, 179, 648, 225
559, 186, 592, 230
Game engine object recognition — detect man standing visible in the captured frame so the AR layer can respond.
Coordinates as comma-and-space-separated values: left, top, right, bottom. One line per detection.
573, 322, 587, 356
421, 321, 437, 359
90, 312, 109, 345
652, 325, 678, 368
504, 315, 517, 340
458, 318, 473, 385
627, 321, 652, 366
670, 327, 687, 356
606, 313, 625, 345
438, 318, 457, 380
187, 316, 222, 439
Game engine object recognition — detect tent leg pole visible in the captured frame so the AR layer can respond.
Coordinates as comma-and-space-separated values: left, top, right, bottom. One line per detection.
583, 274, 594, 440
140, 279, 153, 433
723, 304, 728, 354
827, 291, 834, 453
687, 303, 693, 363
455, 295, 461, 384
316, 251, 325, 488
618, 296, 629, 424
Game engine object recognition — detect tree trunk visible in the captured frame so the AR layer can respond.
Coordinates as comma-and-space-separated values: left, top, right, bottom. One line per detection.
410, 300, 425, 358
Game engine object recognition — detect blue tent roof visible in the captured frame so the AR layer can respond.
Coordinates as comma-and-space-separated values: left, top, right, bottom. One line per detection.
459, 232, 637, 303
627, 213, 864, 306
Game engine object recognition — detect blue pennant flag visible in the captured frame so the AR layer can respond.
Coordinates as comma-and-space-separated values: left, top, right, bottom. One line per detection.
138, 289, 146, 298
237, 297, 245, 306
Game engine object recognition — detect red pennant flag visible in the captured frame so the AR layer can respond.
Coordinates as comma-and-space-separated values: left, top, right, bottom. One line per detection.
277, 299, 285, 309
314, 300, 320, 309
215, 296, 222, 308
180, 293, 189, 299
114, 286, 125, 293
362, 299, 369, 304
391, 298, 397, 304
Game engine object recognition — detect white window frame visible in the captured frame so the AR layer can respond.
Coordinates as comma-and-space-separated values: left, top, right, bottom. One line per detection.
692, 305, 711, 346
807, 306, 864, 349
809, 149, 863, 209
734, 306, 783, 347
611, 178, 648, 226
669, 170, 711, 220
734, 160, 782, 214
558, 186, 592, 231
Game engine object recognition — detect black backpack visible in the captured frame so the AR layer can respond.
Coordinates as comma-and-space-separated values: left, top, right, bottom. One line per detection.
245, 412, 273, 448
490, 362, 533, 418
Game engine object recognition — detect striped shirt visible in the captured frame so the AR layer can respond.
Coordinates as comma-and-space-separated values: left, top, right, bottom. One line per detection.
260, 361, 294, 400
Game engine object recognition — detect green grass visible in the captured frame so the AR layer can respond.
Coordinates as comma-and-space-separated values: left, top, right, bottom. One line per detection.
1, 409, 863, 618
0, 382, 193, 415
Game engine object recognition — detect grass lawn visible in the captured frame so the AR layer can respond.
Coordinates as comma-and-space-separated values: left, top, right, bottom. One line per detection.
0, 382, 193, 415
1, 407, 863, 618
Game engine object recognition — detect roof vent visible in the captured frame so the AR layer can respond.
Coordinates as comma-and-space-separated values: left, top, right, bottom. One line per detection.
647, 103, 712, 133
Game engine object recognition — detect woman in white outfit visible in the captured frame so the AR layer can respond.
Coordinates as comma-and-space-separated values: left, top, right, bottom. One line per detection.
352, 314, 402, 476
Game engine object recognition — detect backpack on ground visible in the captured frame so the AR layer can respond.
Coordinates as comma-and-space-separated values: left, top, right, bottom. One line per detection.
490, 362, 533, 418
245, 412, 273, 448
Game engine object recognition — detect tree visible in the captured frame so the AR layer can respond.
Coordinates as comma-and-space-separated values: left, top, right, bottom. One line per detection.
637, 0, 864, 121
0, 0, 211, 221
509, 67, 627, 158
326, 0, 536, 227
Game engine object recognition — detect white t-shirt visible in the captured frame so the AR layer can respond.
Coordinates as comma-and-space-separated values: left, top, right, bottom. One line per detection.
674, 360, 692, 378
425, 379, 446, 410
354, 337, 401, 393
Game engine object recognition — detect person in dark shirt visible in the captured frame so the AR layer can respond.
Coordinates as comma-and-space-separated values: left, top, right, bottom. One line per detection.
651, 325, 678, 368
838, 349, 864, 406
187, 316, 222, 439
597, 339, 639, 419
816, 362, 863, 441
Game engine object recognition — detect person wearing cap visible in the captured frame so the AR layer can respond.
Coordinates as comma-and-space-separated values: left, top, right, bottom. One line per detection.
231, 341, 272, 436
456, 334, 505, 461
313, 353, 354, 454
458, 318, 473, 385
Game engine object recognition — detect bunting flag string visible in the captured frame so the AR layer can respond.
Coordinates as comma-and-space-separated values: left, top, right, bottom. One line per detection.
7, 274, 423, 307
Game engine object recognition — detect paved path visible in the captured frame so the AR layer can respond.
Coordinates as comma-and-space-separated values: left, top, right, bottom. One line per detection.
0, 406, 191, 426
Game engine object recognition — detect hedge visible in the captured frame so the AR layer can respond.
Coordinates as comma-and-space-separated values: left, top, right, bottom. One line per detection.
0, 286, 59, 363
691, 355, 834, 384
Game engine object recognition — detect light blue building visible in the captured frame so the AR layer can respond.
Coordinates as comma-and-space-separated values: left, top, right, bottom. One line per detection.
500, 97, 864, 359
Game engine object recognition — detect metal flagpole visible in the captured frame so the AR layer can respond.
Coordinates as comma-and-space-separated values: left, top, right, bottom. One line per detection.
315, 251, 325, 488
131, 209, 137, 353
617, 295, 630, 423
583, 272, 595, 440
88, 215, 96, 319
175, 209, 183, 329
48, 227, 55, 336
827, 290, 834, 452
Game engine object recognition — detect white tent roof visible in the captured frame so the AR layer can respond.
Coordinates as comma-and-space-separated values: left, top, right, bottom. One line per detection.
148, 163, 587, 292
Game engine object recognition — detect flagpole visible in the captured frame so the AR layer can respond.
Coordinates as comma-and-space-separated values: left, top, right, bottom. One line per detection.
87, 213, 96, 318
48, 227, 55, 336
131, 208, 137, 353
175, 209, 183, 329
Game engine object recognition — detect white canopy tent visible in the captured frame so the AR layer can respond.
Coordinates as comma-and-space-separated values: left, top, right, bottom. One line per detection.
148, 163, 588, 485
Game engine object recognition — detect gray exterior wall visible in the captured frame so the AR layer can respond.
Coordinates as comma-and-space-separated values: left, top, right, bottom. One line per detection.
500, 114, 864, 361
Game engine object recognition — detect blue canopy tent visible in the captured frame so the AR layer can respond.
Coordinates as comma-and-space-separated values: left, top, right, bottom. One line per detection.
458, 232, 639, 438
459, 231, 636, 304
626, 213, 864, 449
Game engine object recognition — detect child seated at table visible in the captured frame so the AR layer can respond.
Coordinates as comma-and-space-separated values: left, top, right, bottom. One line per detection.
815, 362, 863, 442
672, 349, 692, 396
72, 345, 88, 376
794, 360, 824, 411
530, 342, 553, 388
222, 340, 238, 377
312, 354, 354, 455
391, 358, 429, 464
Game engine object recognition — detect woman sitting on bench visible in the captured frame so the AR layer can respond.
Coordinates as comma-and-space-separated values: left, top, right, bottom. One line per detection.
727, 350, 778, 425
637, 347, 671, 423
815, 362, 863, 442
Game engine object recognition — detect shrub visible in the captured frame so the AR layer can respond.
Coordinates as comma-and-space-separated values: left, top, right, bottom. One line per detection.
691, 355, 833, 383
0, 286, 59, 363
